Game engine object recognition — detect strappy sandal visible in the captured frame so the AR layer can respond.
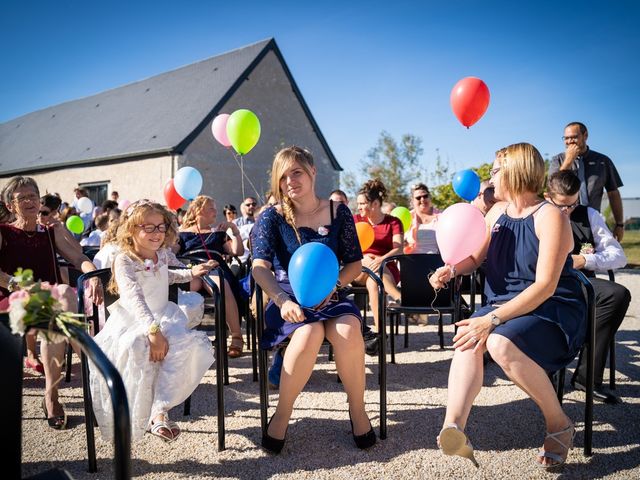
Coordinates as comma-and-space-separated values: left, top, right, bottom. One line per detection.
150, 420, 174, 442
228, 337, 244, 358
166, 419, 181, 441
536, 422, 575, 468
41, 397, 68, 430
438, 423, 479, 468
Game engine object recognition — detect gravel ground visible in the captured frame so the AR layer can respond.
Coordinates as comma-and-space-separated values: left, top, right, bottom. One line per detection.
21, 271, 640, 479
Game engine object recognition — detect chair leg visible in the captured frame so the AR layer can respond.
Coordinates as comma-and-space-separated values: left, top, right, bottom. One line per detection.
390, 313, 396, 364
555, 369, 566, 405
258, 347, 269, 436
251, 314, 258, 382
438, 313, 444, 350
80, 352, 97, 473
65, 343, 73, 383
183, 395, 191, 416
609, 337, 616, 390
403, 314, 409, 349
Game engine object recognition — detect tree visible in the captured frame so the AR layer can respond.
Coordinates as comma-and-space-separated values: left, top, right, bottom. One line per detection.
343, 131, 424, 206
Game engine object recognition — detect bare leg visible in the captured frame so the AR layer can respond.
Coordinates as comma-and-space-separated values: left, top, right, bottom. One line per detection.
381, 265, 401, 303
325, 315, 370, 435
443, 346, 485, 430
268, 322, 325, 439
353, 273, 380, 332
25, 331, 42, 365
208, 275, 242, 339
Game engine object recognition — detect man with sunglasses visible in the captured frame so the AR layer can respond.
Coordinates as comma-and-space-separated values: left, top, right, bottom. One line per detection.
234, 196, 258, 227
549, 122, 625, 241
546, 170, 630, 404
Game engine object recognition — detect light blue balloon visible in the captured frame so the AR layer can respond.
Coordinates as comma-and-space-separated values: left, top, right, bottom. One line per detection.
288, 242, 339, 308
452, 169, 481, 201
174, 167, 203, 200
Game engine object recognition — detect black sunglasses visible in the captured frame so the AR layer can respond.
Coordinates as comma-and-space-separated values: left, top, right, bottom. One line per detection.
413, 194, 430, 201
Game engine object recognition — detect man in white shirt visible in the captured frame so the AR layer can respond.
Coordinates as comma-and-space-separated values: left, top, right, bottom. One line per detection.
546, 171, 630, 404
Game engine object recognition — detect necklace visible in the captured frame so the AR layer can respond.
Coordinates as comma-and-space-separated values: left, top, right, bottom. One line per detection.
12, 222, 38, 237
296, 198, 322, 216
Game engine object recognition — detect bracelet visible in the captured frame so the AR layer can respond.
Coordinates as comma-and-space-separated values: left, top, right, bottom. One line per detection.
6, 276, 17, 292
275, 292, 289, 307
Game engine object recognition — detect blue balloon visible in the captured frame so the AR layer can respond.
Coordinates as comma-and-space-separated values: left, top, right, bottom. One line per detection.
452, 169, 481, 201
174, 167, 203, 200
288, 242, 339, 308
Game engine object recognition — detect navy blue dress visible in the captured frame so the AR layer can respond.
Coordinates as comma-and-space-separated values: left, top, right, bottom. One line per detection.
475, 202, 587, 372
252, 202, 363, 349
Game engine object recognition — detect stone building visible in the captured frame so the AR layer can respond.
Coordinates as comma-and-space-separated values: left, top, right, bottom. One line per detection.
0, 38, 342, 208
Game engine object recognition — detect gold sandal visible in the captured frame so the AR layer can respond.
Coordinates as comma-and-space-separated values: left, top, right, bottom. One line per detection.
228, 337, 244, 358
438, 423, 479, 468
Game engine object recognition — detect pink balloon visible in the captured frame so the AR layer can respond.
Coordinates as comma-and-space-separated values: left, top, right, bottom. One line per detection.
211, 114, 231, 147
436, 203, 487, 265
118, 199, 131, 211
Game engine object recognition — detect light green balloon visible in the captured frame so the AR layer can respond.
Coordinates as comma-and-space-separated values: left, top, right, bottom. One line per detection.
226, 109, 261, 155
66, 215, 84, 234
390, 206, 412, 233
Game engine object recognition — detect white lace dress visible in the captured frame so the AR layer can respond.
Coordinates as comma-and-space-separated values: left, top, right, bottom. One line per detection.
89, 248, 215, 441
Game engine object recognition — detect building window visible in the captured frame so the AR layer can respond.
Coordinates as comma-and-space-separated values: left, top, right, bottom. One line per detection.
80, 182, 109, 207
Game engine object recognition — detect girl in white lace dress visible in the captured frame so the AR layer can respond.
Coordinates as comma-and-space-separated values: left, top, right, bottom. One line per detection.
90, 201, 215, 442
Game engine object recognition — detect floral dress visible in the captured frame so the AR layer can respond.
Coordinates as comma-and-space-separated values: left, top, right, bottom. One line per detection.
252, 202, 363, 349
89, 248, 214, 441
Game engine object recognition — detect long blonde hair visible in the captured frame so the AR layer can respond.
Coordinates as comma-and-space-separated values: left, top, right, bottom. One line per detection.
270, 146, 315, 244
107, 200, 178, 294
496, 143, 545, 197
181, 195, 214, 230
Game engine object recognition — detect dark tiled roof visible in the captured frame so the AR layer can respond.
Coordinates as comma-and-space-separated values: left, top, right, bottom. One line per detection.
0, 38, 340, 174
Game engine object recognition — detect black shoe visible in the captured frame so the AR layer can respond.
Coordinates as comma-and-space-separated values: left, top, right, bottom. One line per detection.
261, 414, 287, 454
349, 411, 376, 449
363, 331, 379, 356
572, 379, 621, 405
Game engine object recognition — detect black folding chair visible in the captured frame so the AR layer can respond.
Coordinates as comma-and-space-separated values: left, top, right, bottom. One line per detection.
379, 254, 463, 363
553, 269, 596, 456
255, 266, 388, 441
606, 269, 617, 390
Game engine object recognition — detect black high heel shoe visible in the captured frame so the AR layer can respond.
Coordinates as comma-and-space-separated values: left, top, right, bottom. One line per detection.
349, 411, 376, 449
42, 397, 68, 430
262, 414, 287, 454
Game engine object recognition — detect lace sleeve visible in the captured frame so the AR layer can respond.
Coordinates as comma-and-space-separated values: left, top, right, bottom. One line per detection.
161, 249, 193, 284
113, 253, 156, 327
336, 203, 363, 264
251, 207, 279, 264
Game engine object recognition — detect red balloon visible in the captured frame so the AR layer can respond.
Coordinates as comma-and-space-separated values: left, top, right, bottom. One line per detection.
450, 77, 490, 128
163, 179, 186, 211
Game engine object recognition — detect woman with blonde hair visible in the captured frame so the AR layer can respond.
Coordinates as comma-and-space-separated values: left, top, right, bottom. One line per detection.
177, 195, 245, 357
429, 143, 586, 468
252, 146, 375, 453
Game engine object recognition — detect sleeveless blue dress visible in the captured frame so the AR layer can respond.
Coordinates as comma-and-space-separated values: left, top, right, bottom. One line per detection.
251, 202, 363, 349
474, 202, 586, 372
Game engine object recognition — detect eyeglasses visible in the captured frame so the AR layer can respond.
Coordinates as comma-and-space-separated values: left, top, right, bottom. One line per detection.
550, 198, 580, 212
562, 135, 580, 141
413, 194, 430, 201
38, 210, 51, 216
490, 167, 501, 178
137, 223, 169, 233
13, 193, 39, 204
245, 202, 257, 207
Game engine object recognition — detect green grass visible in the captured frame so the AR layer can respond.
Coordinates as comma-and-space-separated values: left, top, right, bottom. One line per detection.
621, 230, 640, 268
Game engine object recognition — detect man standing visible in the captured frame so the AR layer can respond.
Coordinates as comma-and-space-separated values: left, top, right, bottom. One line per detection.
546, 170, 630, 404
234, 196, 257, 227
549, 122, 625, 240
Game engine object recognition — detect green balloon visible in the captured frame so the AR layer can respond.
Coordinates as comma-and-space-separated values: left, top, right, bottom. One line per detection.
390, 206, 412, 233
66, 215, 84, 234
226, 109, 261, 155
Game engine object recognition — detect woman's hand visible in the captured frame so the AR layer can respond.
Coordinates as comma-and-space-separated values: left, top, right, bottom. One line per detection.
429, 265, 454, 290
362, 254, 380, 272
148, 332, 169, 362
191, 260, 218, 277
88, 277, 104, 305
452, 315, 493, 352
280, 298, 306, 323
312, 287, 338, 311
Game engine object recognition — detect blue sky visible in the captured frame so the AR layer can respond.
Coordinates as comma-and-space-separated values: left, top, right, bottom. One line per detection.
2, 1, 639, 196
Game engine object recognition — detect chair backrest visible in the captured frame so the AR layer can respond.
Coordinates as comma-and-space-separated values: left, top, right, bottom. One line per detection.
82, 245, 101, 261
388, 254, 454, 308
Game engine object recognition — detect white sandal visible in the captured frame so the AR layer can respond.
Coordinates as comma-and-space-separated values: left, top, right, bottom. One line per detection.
150, 420, 174, 442
166, 419, 181, 440
438, 423, 479, 468
536, 422, 575, 468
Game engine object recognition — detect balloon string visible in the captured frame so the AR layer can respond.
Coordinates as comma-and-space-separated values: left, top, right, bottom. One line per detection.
240, 155, 245, 200
227, 149, 265, 203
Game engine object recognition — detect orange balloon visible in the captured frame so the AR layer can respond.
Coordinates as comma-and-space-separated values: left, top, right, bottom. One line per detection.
355, 222, 375, 252
450, 77, 490, 128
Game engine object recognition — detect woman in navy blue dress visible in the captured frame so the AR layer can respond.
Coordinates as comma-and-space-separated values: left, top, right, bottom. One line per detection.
252, 146, 376, 453
430, 143, 586, 469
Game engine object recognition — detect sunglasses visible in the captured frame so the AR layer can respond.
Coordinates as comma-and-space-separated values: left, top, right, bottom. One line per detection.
137, 223, 169, 233
38, 210, 51, 216
245, 202, 257, 207
413, 194, 430, 201
550, 198, 580, 212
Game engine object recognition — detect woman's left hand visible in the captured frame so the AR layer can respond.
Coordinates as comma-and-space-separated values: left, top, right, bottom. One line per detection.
312, 287, 338, 311
88, 277, 104, 305
452, 315, 493, 352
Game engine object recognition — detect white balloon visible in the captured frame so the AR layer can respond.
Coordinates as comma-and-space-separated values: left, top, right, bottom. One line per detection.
77, 197, 93, 215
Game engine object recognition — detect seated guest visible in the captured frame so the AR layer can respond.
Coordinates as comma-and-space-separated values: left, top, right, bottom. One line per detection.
81, 212, 109, 247
252, 146, 375, 453
404, 183, 439, 254
177, 196, 245, 357
546, 170, 630, 404
352, 179, 403, 354
472, 180, 497, 215
223, 204, 238, 223
430, 143, 586, 468
234, 197, 258, 227
329, 189, 349, 207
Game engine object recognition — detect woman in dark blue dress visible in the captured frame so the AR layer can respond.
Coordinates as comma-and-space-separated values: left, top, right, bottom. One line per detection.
430, 143, 586, 469
252, 146, 375, 453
